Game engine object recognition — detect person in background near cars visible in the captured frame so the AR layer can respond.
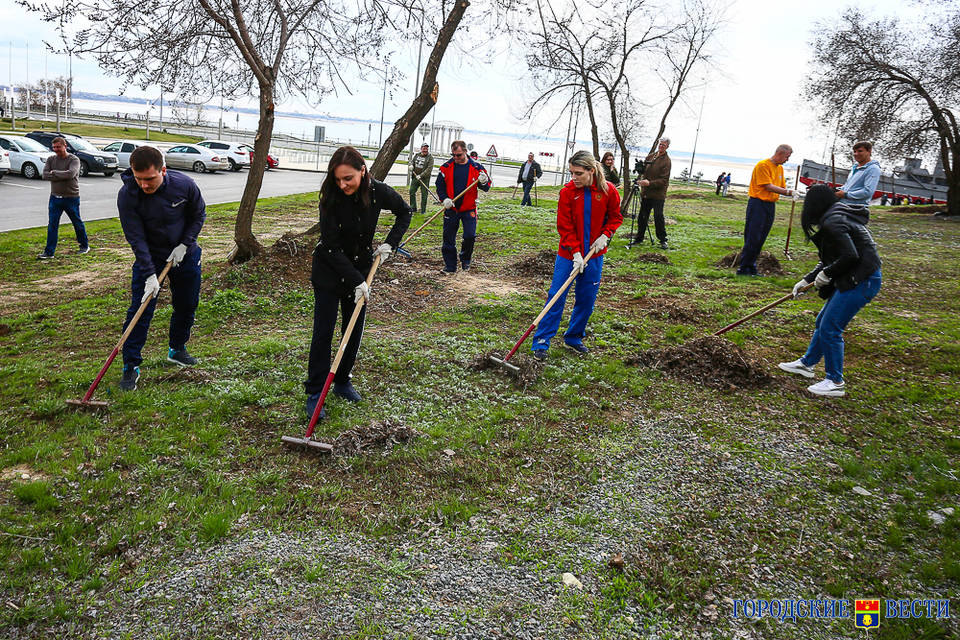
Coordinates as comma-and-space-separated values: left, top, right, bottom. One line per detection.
436, 140, 491, 274
715, 172, 726, 196
116, 145, 206, 392
835, 141, 881, 207
38, 136, 88, 259
517, 152, 543, 206
305, 146, 411, 419
601, 152, 620, 187
778, 184, 881, 397
736, 144, 796, 275
408, 143, 434, 214
636, 137, 672, 250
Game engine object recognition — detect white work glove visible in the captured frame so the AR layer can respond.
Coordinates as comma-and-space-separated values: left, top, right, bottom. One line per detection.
141, 274, 160, 304
792, 279, 811, 299
354, 281, 370, 304
814, 271, 832, 289
167, 243, 188, 267
571, 252, 585, 275
790, 189, 801, 202
372, 243, 392, 263
443, 197, 455, 210
590, 234, 609, 253
478, 172, 489, 185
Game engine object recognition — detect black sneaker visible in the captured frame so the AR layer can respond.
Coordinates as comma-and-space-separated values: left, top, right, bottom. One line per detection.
305, 393, 327, 420
564, 341, 590, 355
659, 241, 669, 250
167, 348, 198, 367
78, 246, 90, 255
333, 381, 362, 403
119, 365, 140, 391
37, 252, 54, 260
440, 268, 456, 276
461, 261, 471, 271
532, 350, 548, 362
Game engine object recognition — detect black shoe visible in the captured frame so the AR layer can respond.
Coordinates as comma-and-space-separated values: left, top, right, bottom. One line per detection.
305, 393, 327, 420
333, 381, 362, 403
564, 341, 590, 355
167, 348, 198, 367
532, 350, 548, 362
37, 252, 54, 260
659, 241, 669, 250
78, 246, 90, 255
119, 365, 140, 391
461, 261, 471, 271
440, 268, 456, 276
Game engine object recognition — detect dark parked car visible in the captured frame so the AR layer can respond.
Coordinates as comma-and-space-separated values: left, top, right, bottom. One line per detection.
26, 131, 119, 177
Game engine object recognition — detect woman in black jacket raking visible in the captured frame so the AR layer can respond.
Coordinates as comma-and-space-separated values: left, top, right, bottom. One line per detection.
305, 146, 411, 419
778, 184, 882, 397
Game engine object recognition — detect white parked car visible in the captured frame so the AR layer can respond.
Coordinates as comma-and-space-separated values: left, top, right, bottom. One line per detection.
164, 144, 230, 173
0, 147, 9, 180
0, 135, 55, 180
101, 140, 161, 169
196, 140, 251, 171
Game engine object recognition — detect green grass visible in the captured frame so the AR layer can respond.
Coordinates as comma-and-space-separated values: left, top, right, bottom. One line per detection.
1, 117, 201, 142
0, 182, 957, 637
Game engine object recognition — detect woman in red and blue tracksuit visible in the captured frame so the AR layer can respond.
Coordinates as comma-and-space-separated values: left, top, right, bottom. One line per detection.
435, 140, 491, 273
531, 150, 622, 359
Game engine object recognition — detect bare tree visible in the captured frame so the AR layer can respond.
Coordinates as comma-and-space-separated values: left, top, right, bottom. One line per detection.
170, 98, 211, 128
804, 6, 959, 215
23, 0, 396, 262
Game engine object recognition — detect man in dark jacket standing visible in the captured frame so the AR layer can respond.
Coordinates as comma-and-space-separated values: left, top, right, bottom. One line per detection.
116, 146, 206, 391
517, 152, 543, 206
636, 137, 672, 249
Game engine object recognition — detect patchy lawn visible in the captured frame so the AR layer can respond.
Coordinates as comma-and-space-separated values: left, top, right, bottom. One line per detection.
1, 183, 957, 639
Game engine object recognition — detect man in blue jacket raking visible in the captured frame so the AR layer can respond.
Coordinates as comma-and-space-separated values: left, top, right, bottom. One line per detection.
116, 146, 206, 391
835, 141, 881, 207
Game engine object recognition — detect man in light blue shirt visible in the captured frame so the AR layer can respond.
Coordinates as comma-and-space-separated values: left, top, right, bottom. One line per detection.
835, 141, 881, 206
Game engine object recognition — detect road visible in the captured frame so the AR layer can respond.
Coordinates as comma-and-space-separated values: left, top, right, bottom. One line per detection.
0, 168, 407, 233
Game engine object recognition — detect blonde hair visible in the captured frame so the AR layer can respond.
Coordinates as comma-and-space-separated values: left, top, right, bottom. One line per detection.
569, 150, 608, 194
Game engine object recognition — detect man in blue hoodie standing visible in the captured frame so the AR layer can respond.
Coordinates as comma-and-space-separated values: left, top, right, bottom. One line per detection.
116, 145, 206, 391
835, 141, 881, 206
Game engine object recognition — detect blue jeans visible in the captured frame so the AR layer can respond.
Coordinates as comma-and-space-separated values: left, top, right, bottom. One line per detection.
801, 269, 882, 383
737, 197, 776, 274
44, 196, 88, 255
122, 247, 202, 367
442, 209, 477, 271
521, 181, 534, 206
531, 254, 604, 351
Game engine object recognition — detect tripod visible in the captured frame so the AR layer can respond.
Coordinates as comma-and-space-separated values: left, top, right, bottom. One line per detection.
623, 181, 654, 248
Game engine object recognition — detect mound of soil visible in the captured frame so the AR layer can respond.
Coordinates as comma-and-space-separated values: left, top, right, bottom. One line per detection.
506, 250, 556, 279
0, 324, 11, 337
635, 253, 670, 264
716, 250, 784, 276
470, 350, 545, 387
332, 420, 418, 455
668, 192, 707, 200
627, 336, 772, 390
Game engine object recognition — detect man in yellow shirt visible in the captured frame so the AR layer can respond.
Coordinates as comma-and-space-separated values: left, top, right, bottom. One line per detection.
737, 144, 796, 275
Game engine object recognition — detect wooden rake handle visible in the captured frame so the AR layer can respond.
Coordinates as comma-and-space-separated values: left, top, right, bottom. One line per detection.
712, 282, 815, 336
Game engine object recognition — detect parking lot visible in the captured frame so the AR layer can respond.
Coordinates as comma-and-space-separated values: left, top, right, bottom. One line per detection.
0, 168, 407, 233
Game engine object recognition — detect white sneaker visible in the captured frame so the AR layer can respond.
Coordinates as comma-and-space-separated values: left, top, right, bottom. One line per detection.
778, 359, 815, 378
807, 378, 846, 397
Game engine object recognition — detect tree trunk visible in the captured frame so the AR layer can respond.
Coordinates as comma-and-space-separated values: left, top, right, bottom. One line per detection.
230, 83, 274, 263
582, 76, 600, 159
370, 0, 470, 181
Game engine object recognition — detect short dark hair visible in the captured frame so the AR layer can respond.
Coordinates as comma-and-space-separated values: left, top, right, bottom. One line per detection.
451, 140, 467, 152
853, 140, 873, 152
130, 146, 165, 172
52, 136, 67, 147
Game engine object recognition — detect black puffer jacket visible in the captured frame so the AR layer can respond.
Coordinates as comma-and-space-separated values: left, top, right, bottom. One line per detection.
805, 202, 881, 299
312, 179, 412, 296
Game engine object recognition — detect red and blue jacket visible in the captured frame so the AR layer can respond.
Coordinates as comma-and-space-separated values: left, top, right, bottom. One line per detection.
436, 158, 491, 212
556, 179, 622, 260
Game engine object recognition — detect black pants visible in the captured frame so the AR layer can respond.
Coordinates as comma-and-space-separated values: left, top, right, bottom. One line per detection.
305, 287, 366, 394
637, 198, 667, 243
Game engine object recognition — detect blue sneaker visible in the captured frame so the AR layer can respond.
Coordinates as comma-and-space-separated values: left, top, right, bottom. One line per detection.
564, 341, 590, 355
119, 365, 140, 391
305, 393, 327, 421
167, 347, 198, 367
532, 349, 548, 362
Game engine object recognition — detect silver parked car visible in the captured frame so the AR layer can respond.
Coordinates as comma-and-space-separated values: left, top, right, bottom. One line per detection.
0, 146, 9, 180
164, 144, 230, 173
0, 135, 55, 180
196, 140, 251, 172
101, 141, 161, 169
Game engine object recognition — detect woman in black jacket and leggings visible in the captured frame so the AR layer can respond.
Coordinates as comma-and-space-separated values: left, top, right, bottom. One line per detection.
778, 184, 882, 397
305, 146, 411, 418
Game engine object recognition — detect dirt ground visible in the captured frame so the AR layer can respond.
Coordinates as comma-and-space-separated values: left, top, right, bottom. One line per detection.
716, 249, 785, 276
627, 335, 774, 390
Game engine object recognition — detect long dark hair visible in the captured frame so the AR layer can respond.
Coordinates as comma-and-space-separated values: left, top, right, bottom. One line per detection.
319, 146, 371, 209
801, 184, 838, 241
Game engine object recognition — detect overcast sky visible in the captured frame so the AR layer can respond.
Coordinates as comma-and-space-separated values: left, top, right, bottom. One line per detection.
1, 0, 914, 165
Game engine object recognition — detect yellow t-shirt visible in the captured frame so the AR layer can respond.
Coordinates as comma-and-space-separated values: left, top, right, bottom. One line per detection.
748, 159, 785, 201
